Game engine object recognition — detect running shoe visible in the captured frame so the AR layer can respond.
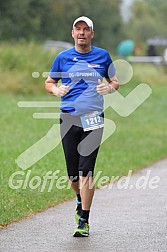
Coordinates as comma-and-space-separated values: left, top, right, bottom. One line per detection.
73, 219, 89, 237
75, 209, 81, 224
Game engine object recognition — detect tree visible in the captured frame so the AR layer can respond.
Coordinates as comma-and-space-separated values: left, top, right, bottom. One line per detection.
123, 0, 167, 43
0, 0, 123, 51
0, 0, 50, 40
46, 0, 123, 51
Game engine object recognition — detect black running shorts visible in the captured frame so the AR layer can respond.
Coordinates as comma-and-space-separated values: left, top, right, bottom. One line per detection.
60, 113, 103, 182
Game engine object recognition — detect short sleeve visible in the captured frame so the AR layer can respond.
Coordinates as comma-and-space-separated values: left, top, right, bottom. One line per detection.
49, 54, 62, 81
104, 52, 116, 79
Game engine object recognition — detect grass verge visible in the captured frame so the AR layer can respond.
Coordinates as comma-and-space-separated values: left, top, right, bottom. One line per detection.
0, 58, 167, 226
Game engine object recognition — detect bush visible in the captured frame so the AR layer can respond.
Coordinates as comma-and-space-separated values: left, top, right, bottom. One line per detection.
0, 42, 57, 94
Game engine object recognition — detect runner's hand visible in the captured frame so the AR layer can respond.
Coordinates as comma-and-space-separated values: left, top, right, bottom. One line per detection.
52, 85, 69, 97
96, 79, 109, 95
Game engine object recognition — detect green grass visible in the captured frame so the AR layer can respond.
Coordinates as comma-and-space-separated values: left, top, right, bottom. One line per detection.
0, 42, 56, 94
0, 43, 167, 226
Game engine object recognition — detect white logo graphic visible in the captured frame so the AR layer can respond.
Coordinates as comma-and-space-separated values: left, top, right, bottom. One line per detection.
73, 57, 78, 61
88, 64, 100, 68
16, 59, 152, 170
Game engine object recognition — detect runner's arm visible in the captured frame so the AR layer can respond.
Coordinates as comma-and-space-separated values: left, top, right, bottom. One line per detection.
45, 77, 69, 97
96, 75, 119, 95
105, 74, 119, 93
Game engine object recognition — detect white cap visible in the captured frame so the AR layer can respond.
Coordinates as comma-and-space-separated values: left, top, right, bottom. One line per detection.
73, 16, 93, 30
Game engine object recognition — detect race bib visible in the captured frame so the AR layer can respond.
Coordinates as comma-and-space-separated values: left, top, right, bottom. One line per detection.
80, 111, 104, 132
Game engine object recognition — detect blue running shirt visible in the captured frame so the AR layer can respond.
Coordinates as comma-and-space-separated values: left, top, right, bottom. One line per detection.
50, 46, 115, 116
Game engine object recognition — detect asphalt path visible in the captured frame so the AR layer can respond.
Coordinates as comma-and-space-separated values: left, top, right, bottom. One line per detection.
0, 158, 167, 252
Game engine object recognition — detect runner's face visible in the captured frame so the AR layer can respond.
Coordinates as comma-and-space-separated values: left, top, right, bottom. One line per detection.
72, 21, 94, 47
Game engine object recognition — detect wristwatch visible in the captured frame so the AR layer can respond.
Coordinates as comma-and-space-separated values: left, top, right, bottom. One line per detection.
108, 84, 115, 94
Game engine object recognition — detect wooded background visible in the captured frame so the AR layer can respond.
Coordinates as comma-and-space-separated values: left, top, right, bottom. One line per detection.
0, 0, 167, 51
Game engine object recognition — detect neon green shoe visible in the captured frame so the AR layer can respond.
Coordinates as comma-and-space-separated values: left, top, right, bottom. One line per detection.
75, 210, 81, 224
73, 219, 89, 237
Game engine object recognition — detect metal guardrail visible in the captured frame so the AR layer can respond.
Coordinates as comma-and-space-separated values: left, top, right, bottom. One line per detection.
44, 40, 73, 52
127, 56, 163, 63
